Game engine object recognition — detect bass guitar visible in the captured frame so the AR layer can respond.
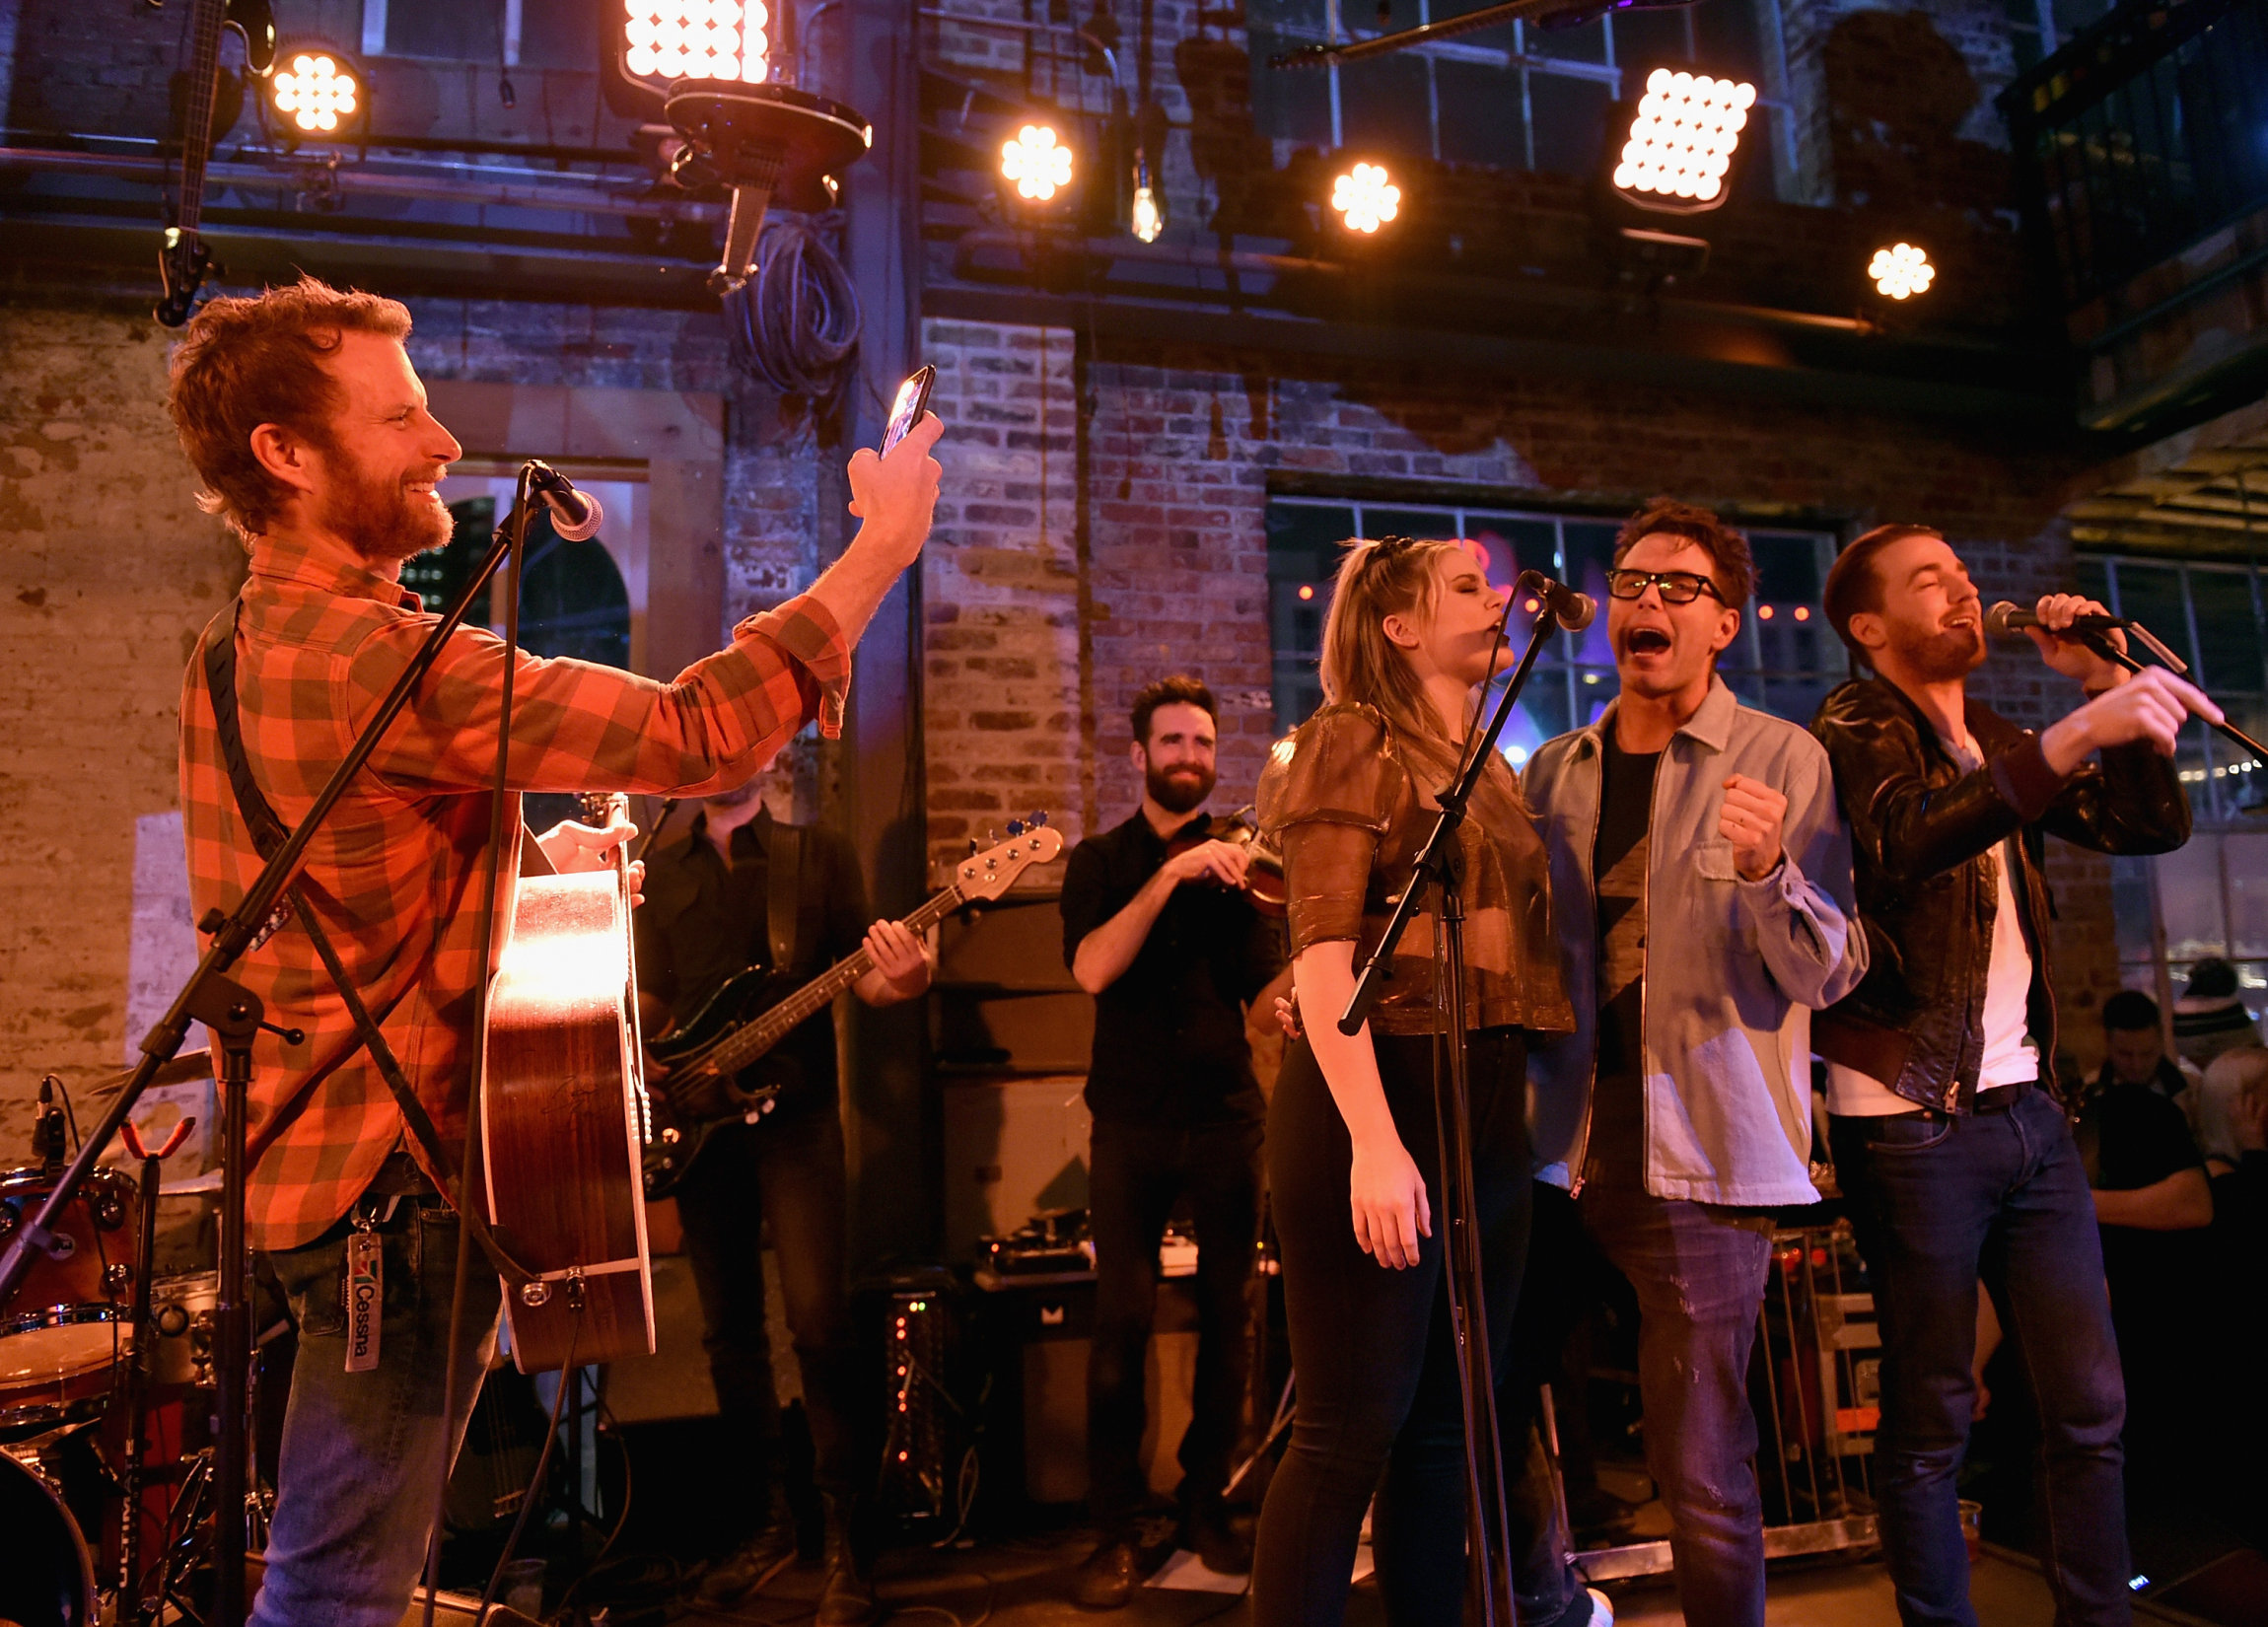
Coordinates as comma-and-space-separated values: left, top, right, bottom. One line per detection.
645, 815, 1063, 1197
154, 0, 278, 326
482, 793, 656, 1374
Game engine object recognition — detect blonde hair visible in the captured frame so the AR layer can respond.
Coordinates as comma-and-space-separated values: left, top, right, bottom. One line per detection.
1316, 535, 1468, 764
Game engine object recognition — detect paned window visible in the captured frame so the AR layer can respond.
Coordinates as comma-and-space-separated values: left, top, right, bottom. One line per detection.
1265, 496, 1843, 757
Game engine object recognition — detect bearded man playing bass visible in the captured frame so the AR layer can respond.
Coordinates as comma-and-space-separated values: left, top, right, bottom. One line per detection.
168, 276, 941, 1627
633, 775, 933, 1621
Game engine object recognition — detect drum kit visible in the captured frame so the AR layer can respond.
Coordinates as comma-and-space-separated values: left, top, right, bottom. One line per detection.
0, 1056, 257, 1627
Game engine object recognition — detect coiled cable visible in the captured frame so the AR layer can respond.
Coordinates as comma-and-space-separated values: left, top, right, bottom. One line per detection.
726, 214, 863, 409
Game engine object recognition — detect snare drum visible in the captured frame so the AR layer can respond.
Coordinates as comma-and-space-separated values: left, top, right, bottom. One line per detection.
0, 1165, 138, 1435
0, 1447, 97, 1625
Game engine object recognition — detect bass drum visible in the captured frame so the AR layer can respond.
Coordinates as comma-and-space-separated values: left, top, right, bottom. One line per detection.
0, 1449, 97, 1626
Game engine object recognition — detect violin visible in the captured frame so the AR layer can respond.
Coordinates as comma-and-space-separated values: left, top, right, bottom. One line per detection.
1166, 807, 1287, 918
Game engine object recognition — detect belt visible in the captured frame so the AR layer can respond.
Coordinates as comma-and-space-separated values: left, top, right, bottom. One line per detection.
1971, 1079, 2032, 1114
364, 1149, 445, 1201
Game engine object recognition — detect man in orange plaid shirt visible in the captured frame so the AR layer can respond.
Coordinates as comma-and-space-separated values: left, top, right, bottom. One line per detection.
166, 277, 942, 1626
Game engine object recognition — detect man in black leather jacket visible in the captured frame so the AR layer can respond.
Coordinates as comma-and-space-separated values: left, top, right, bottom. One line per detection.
1809, 523, 2218, 1627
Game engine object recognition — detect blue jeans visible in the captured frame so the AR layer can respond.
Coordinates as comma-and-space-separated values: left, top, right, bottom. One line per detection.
1507, 1173, 1774, 1627
251, 1200, 500, 1627
1829, 1089, 2131, 1627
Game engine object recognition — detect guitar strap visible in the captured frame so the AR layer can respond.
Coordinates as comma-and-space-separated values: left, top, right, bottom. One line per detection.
200, 600, 532, 1285
764, 816, 804, 975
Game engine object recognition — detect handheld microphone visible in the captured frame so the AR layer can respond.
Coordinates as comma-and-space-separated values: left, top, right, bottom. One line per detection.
1985, 601, 2189, 674
1983, 601, 2127, 638
1518, 569, 1597, 632
525, 460, 605, 542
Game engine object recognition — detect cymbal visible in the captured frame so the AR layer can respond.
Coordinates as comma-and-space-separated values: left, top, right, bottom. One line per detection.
88, 1050, 215, 1097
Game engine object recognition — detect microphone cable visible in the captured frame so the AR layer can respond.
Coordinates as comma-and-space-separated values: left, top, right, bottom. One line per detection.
725, 215, 863, 410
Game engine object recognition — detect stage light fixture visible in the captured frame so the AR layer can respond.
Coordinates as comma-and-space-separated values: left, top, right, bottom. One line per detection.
621, 0, 770, 87
1001, 123, 1074, 201
1611, 69, 1754, 215
1869, 242, 1935, 300
1330, 161, 1399, 234
269, 47, 364, 137
1130, 151, 1163, 243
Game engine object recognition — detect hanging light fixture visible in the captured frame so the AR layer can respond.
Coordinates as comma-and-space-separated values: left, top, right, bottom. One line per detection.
621, 0, 771, 88
1001, 123, 1075, 202
267, 45, 367, 139
1609, 69, 1755, 215
1869, 242, 1936, 300
1330, 161, 1400, 234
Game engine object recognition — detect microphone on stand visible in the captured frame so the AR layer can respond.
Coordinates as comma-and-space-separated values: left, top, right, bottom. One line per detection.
524, 460, 606, 542
1518, 569, 1597, 632
1984, 601, 2188, 674
31, 1078, 66, 1170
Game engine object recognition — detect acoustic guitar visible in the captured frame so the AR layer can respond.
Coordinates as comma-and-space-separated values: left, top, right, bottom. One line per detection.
644, 815, 1063, 1197
481, 793, 655, 1375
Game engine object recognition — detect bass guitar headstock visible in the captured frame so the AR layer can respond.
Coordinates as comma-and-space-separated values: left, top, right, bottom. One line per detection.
155, 227, 212, 328
952, 812, 1063, 903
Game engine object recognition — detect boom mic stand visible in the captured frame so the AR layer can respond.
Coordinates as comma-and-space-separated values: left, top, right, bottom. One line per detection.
1338, 571, 1577, 1627
0, 468, 549, 1627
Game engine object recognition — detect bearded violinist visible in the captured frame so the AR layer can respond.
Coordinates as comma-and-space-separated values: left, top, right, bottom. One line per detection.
1058, 675, 1287, 1606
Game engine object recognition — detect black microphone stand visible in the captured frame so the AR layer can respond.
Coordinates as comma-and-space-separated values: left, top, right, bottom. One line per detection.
0, 469, 547, 1627
2072, 624, 2268, 764
1338, 590, 1565, 1627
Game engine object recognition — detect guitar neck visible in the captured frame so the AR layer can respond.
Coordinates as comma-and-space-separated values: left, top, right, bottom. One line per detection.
698, 883, 966, 1078
177, 0, 231, 236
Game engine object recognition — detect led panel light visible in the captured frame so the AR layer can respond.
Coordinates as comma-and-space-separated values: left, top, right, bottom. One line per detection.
1611, 69, 1755, 214
1330, 161, 1400, 234
1870, 242, 1936, 299
1001, 123, 1073, 202
623, 0, 770, 86
270, 48, 362, 136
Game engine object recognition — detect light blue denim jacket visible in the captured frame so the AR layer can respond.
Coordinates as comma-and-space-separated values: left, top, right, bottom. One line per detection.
1524, 676, 1867, 1206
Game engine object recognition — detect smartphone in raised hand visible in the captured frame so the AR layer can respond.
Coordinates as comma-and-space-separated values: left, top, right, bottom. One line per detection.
881, 365, 936, 455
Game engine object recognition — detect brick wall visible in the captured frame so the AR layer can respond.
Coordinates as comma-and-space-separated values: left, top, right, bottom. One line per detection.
919, 314, 2132, 1068
0, 300, 245, 1148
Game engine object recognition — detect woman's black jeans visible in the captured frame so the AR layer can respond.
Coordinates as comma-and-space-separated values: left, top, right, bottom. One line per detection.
1252, 1026, 1532, 1627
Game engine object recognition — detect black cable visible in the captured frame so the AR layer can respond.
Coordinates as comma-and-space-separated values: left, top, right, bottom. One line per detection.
725, 216, 863, 408
556, 1398, 637, 1614
477, 1319, 583, 1620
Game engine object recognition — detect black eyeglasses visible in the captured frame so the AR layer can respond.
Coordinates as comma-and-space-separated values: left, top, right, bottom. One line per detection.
1603, 568, 1727, 606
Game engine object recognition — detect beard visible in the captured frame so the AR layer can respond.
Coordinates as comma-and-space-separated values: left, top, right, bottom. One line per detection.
1146, 759, 1215, 815
315, 445, 454, 565
1885, 619, 1987, 682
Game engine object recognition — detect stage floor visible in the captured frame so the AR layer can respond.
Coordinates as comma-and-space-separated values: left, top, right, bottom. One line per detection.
668, 1529, 2223, 1627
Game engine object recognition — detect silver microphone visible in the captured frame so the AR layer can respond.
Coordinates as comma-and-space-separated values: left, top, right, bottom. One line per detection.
1518, 569, 1597, 632
525, 461, 605, 542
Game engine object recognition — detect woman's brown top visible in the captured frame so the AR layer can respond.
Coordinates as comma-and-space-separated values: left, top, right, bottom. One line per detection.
1257, 701, 1574, 1037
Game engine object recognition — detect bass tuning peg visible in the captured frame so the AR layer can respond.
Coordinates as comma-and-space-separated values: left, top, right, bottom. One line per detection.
1007, 818, 1025, 837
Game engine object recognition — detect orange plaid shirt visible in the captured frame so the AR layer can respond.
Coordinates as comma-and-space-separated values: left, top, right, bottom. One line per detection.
179, 531, 849, 1252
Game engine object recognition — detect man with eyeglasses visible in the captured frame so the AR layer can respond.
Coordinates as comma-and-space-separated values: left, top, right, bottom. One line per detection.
1510, 498, 1867, 1627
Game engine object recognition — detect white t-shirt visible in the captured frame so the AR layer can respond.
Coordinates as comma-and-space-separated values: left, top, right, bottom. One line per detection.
1828, 733, 2041, 1116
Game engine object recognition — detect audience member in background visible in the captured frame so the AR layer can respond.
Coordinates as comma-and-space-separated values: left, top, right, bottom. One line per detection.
2079, 990, 2213, 1493
2200, 1044, 2268, 1176
2208, 1069, 2268, 1541
2091, 988, 2192, 1105
2171, 956, 2258, 1074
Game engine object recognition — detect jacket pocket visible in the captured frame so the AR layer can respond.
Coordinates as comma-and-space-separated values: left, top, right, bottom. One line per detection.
1694, 840, 1739, 882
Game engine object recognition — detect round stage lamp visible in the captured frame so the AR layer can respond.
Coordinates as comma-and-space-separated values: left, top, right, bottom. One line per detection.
1330, 161, 1400, 234
622, 0, 770, 88
1610, 69, 1755, 216
1870, 242, 1935, 300
1001, 123, 1074, 202
269, 47, 364, 137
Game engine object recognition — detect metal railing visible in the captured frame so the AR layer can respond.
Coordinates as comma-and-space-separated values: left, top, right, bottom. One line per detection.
2001, 0, 2268, 313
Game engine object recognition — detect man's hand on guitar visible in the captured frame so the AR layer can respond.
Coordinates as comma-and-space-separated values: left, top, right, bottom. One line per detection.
857, 919, 934, 1007
535, 813, 647, 905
